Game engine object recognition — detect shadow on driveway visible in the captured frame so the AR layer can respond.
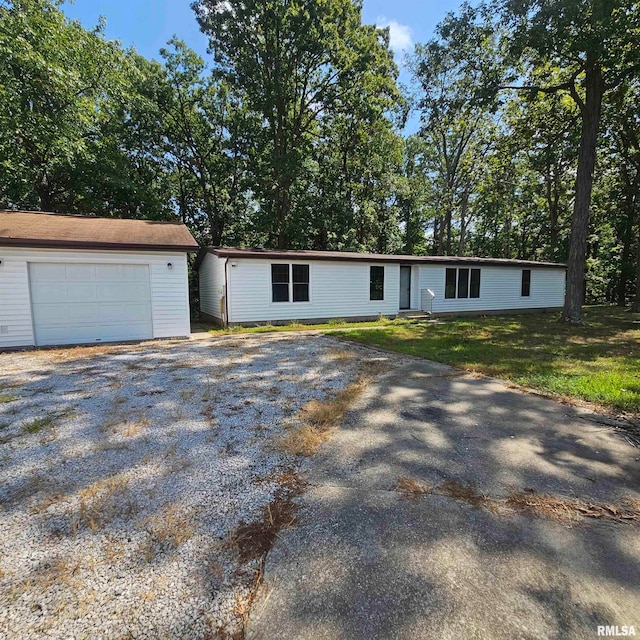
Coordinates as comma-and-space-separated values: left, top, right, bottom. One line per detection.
248, 355, 640, 639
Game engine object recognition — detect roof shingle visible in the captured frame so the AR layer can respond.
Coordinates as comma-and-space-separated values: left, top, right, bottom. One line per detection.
0, 210, 198, 251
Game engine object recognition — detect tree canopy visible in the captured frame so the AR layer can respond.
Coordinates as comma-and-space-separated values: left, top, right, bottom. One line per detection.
1, 0, 639, 314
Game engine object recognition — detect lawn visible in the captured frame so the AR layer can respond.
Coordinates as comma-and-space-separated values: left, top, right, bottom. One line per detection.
337, 306, 640, 415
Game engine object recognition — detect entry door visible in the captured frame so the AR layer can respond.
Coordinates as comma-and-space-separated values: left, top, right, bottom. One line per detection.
29, 263, 153, 346
399, 266, 411, 310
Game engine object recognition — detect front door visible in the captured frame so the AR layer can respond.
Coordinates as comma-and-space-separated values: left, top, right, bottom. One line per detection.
399, 266, 411, 310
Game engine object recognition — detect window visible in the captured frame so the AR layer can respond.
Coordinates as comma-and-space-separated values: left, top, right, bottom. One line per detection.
292, 264, 310, 302
445, 267, 481, 299
458, 268, 469, 298
271, 264, 290, 302
470, 268, 481, 298
370, 266, 384, 300
445, 268, 457, 299
271, 263, 310, 303
521, 269, 531, 297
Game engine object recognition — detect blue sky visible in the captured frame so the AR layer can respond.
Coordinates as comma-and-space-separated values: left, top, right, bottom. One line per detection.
62, 0, 466, 131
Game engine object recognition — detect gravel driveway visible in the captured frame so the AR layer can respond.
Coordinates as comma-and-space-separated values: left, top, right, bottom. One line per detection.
0, 335, 376, 639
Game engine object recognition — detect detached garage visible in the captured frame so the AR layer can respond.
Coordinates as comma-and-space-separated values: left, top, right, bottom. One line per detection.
0, 211, 198, 348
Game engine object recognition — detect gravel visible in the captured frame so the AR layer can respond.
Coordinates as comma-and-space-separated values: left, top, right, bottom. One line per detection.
0, 334, 375, 639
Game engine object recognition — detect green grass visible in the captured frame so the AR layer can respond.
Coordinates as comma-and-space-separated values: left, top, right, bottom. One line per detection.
21, 413, 58, 434
205, 316, 412, 335
337, 306, 640, 415
0, 395, 19, 404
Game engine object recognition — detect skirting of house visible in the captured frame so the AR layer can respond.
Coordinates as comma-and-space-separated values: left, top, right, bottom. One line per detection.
201, 307, 564, 328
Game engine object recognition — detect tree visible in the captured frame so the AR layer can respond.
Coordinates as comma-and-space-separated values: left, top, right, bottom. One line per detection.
155, 40, 250, 245
192, 0, 403, 248
500, 0, 640, 322
428, 0, 640, 322
0, 0, 125, 210
412, 34, 496, 256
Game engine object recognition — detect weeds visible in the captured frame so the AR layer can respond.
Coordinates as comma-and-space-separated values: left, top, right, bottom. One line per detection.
0, 394, 19, 403
275, 364, 387, 456
140, 504, 195, 561
394, 477, 432, 501
72, 473, 132, 533
394, 476, 640, 526
21, 413, 58, 434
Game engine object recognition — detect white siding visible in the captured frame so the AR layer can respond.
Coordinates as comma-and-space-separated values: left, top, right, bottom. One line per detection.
0, 256, 34, 347
199, 252, 226, 320
0, 247, 190, 348
419, 264, 565, 313
226, 259, 400, 324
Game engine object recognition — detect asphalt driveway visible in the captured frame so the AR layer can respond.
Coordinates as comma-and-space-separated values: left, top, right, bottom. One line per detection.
248, 353, 640, 639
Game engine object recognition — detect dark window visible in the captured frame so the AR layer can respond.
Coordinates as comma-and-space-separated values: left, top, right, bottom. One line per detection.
446, 267, 481, 299
292, 264, 310, 302
470, 269, 481, 298
445, 268, 457, 299
521, 269, 531, 297
271, 264, 289, 302
370, 266, 384, 300
457, 268, 470, 299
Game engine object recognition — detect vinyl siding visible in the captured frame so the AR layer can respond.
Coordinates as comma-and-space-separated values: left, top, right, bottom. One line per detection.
0, 247, 190, 348
418, 264, 565, 313
0, 256, 34, 347
226, 259, 400, 324
199, 252, 226, 320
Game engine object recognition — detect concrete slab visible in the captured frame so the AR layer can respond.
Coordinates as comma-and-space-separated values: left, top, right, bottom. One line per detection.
248, 355, 640, 639
249, 486, 640, 640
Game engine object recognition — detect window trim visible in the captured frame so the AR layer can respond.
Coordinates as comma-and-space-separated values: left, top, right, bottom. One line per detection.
270, 262, 312, 304
521, 269, 531, 297
369, 265, 385, 301
445, 267, 481, 300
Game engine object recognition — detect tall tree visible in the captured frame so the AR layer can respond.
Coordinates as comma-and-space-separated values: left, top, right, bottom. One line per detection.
428, 0, 640, 322
500, 0, 640, 322
192, 0, 403, 248
0, 0, 125, 210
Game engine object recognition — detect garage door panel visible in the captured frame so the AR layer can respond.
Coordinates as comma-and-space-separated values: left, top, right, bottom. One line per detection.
29, 262, 153, 346
32, 303, 72, 325
98, 303, 126, 322
30, 263, 67, 282
30, 283, 68, 303
65, 264, 94, 281
95, 264, 122, 280
67, 284, 97, 303
122, 265, 149, 281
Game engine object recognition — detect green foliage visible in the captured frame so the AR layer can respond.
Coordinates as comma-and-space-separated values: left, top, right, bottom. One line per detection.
193, 0, 405, 249
0, 0, 639, 311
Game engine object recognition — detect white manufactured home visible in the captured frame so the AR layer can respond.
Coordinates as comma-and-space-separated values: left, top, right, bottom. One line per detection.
0, 211, 198, 348
198, 247, 566, 326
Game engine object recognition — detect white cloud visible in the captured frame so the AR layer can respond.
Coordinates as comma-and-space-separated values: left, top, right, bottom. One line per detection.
376, 16, 413, 52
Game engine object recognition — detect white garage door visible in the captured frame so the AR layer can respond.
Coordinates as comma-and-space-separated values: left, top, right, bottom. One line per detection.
29, 263, 153, 346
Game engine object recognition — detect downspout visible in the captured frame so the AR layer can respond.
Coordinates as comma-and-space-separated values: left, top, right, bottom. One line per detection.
223, 258, 230, 327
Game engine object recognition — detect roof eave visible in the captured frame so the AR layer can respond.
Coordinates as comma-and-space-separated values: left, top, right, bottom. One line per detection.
0, 238, 199, 252
207, 248, 566, 269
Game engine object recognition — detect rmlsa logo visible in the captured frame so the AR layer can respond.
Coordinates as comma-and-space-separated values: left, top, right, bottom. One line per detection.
597, 627, 637, 637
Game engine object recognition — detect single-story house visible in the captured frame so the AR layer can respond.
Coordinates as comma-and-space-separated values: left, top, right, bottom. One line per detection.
0, 210, 198, 348
198, 247, 566, 326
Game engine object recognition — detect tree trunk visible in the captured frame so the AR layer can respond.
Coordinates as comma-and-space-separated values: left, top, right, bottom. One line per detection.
562, 60, 604, 324
633, 227, 640, 313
